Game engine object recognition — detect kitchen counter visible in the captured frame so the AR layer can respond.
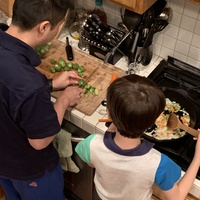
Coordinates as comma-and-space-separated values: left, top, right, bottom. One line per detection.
53, 28, 200, 200
151, 194, 199, 200
1, 10, 199, 200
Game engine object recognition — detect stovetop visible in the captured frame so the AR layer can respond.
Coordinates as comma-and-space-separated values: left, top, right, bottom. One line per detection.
147, 56, 200, 179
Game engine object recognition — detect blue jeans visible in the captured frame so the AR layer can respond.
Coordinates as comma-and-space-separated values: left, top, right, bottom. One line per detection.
0, 162, 65, 200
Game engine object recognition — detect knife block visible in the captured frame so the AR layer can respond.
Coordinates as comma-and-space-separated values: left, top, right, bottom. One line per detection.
88, 26, 125, 65
89, 45, 123, 65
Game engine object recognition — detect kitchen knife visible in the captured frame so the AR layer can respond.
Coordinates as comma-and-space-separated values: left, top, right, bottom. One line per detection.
66, 37, 74, 61
81, 66, 99, 88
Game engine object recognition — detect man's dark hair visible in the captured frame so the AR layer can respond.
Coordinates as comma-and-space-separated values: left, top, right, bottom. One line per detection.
106, 74, 166, 138
12, 0, 69, 30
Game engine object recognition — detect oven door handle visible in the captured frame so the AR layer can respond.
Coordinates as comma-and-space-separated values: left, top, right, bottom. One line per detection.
71, 137, 85, 143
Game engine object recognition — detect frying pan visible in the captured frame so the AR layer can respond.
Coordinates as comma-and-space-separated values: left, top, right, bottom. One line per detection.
142, 87, 198, 142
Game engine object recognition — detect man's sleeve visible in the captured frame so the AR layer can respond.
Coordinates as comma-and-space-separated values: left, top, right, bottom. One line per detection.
75, 134, 96, 163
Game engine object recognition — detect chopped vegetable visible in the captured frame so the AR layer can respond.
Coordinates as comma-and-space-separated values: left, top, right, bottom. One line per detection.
78, 79, 85, 87
72, 63, 79, 70
110, 72, 118, 83
63, 66, 71, 71
84, 93, 89, 98
89, 87, 99, 96
35, 42, 52, 57
49, 67, 56, 73
83, 87, 88, 94
89, 87, 95, 94
66, 62, 73, 68
54, 64, 62, 72
84, 84, 91, 89
50, 59, 56, 64
58, 59, 67, 68
78, 65, 85, 73
78, 72, 84, 78
94, 88, 99, 95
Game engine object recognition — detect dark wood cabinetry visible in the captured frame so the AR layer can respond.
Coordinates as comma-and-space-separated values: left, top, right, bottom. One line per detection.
108, 0, 157, 14
0, 185, 5, 199
188, 0, 200, 3
61, 120, 95, 200
64, 142, 95, 200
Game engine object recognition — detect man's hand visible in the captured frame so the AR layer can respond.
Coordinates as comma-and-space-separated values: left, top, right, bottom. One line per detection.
61, 86, 83, 107
52, 71, 82, 91
54, 85, 83, 125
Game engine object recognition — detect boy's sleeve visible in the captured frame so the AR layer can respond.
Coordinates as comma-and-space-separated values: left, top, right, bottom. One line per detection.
75, 134, 96, 163
155, 153, 181, 191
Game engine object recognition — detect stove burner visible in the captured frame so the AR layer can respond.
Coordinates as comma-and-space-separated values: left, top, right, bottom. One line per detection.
148, 56, 200, 180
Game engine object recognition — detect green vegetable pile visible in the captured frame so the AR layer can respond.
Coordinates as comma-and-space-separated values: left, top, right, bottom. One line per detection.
49, 58, 85, 78
48, 58, 99, 97
35, 42, 52, 57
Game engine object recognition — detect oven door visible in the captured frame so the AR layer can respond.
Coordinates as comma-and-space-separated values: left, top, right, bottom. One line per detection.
61, 119, 95, 200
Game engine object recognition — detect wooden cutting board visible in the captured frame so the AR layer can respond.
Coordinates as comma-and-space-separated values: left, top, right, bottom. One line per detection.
36, 39, 124, 116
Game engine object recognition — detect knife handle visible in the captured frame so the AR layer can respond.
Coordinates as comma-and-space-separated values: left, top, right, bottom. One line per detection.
66, 37, 73, 61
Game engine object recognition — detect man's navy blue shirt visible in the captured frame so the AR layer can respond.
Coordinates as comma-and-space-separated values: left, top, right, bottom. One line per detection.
0, 23, 61, 180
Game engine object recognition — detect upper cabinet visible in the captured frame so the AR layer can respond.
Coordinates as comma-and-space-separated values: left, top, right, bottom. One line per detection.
108, 0, 157, 14
187, 0, 200, 4
0, 0, 14, 17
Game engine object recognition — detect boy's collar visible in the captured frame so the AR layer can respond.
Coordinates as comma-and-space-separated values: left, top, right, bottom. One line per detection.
104, 131, 154, 156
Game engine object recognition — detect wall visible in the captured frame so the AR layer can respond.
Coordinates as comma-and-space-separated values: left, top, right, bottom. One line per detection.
74, 0, 200, 69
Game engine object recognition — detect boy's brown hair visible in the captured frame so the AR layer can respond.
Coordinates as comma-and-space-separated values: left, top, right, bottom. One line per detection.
106, 74, 166, 138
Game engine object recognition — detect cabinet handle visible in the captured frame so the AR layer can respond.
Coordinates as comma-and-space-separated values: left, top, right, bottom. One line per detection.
71, 137, 85, 143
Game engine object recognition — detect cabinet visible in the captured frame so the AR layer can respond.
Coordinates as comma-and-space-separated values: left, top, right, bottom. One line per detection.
108, 0, 157, 14
62, 120, 95, 200
0, 0, 14, 17
0, 185, 5, 199
187, 0, 200, 4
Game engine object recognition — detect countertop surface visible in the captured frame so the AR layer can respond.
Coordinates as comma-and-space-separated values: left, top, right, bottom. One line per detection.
151, 194, 199, 200
52, 28, 200, 200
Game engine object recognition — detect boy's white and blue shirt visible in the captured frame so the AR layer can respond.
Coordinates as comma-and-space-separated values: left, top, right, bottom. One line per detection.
75, 131, 181, 200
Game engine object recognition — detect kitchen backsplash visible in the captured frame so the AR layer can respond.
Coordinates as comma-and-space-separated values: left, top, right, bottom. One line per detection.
74, 0, 200, 70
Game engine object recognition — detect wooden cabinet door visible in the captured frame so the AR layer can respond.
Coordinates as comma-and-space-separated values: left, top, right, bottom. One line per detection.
108, 0, 157, 14
188, 0, 200, 3
0, 184, 5, 198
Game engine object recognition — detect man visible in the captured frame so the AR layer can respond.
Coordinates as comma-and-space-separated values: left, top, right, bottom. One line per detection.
0, 0, 82, 199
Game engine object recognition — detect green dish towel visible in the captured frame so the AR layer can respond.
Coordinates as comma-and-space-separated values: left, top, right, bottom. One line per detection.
53, 129, 80, 173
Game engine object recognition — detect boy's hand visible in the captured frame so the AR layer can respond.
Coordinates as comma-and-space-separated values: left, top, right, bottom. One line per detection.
193, 129, 200, 164
107, 123, 117, 133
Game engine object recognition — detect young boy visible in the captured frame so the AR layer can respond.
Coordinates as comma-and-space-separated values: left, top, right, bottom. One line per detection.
76, 74, 200, 200
0, 0, 82, 199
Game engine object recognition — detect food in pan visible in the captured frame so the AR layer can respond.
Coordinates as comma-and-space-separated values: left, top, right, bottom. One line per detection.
144, 98, 190, 140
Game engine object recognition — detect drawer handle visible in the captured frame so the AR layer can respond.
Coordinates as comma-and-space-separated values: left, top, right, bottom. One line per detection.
71, 137, 85, 143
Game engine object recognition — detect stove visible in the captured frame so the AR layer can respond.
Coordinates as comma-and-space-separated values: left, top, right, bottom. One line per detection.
147, 56, 200, 179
